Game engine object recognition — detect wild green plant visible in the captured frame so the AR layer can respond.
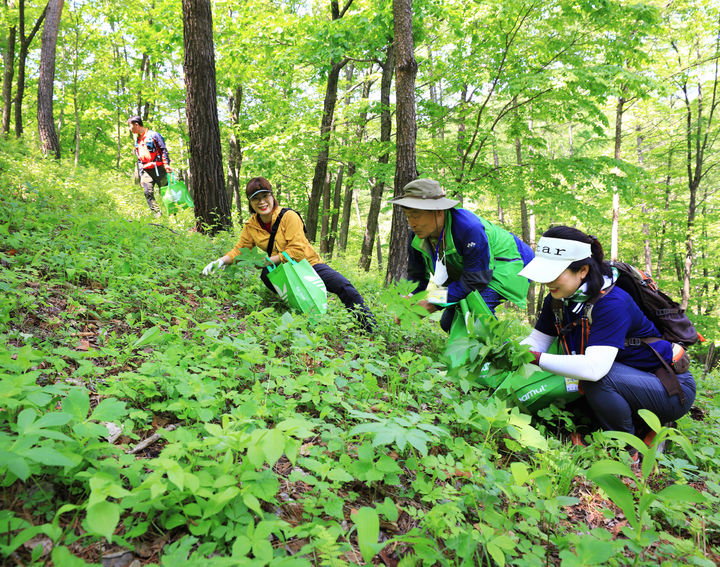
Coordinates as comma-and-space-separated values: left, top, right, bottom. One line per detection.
586, 410, 707, 564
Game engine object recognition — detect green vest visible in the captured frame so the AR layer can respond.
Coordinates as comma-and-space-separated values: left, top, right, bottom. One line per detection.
411, 209, 529, 307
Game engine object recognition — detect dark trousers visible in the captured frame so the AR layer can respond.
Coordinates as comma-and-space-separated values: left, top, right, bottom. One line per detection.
261, 262, 376, 331
439, 287, 503, 332
581, 362, 696, 434
139, 166, 167, 212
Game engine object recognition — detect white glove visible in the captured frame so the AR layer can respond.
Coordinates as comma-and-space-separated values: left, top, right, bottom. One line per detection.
202, 258, 225, 275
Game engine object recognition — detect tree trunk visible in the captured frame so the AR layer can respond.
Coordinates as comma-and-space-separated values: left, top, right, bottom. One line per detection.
2, 21, 16, 135
307, 58, 348, 242
320, 171, 331, 254
386, 0, 417, 285
516, 136, 535, 321
182, 0, 231, 234
227, 82, 243, 222
36, 0, 63, 159
376, 233, 383, 269
610, 94, 625, 261
326, 165, 343, 259
427, 46, 444, 140
493, 144, 504, 223
656, 148, 673, 278
636, 126, 652, 274
340, 68, 373, 254
338, 178, 353, 253
360, 42, 394, 272
679, 36, 720, 309
15, 0, 47, 138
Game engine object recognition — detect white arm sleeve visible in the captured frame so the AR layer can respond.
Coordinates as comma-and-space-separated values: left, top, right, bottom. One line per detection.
537, 344, 618, 382
520, 329, 555, 352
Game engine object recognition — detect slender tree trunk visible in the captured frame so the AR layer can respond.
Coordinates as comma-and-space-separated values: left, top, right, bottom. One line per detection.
73, 72, 79, 166
340, 69, 373, 254
516, 136, 535, 320
36, 0, 63, 158
360, 42, 394, 271
320, 171, 331, 254
376, 233, 383, 269
656, 148, 673, 278
636, 125, 652, 274
327, 165, 343, 259
2, 19, 16, 135
386, 0, 417, 285
306, 0, 354, 241
182, 0, 231, 234
610, 94, 625, 261
307, 58, 348, 242
427, 46, 444, 140
493, 144, 504, 223
338, 179, 353, 253
227, 82, 243, 221
678, 35, 720, 309
353, 189, 362, 230
15, 0, 47, 138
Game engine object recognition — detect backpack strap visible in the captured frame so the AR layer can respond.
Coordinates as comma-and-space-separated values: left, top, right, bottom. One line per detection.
552, 281, 616, 355
266, 208, 289, 256
626, 337, 686, 404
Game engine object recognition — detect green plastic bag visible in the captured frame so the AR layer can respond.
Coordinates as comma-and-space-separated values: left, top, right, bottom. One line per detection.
266, 252, 328, 314
444, 290, 496, 369
492, 340, 581, 414
159, 172, 193, 214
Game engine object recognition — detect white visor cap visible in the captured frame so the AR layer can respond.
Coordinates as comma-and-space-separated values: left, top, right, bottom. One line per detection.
518, 236, 592, 283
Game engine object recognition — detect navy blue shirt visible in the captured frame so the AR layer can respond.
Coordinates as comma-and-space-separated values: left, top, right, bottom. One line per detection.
535, 286, 673, 370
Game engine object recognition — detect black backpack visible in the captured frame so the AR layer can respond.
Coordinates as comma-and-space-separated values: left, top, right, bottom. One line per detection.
604, 262, 699, 346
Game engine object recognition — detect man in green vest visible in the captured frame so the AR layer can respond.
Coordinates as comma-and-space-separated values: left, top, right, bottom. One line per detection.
390, 178, 534, 331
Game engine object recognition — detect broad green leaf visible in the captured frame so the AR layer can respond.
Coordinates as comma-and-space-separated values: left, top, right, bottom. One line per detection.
231, 535, 252, 557
590, 475, 636, 528
261, 428, 285, 467
252, 538, 273, 563
243, 493, 263, 516
132, 326, 166, 348
656, 483, 706, 504
16, 408, 37, 434
51, 546, 88, 567
353, 507, 381, 563
86, 500, 119, 542
3, 453, 30, 481
587, 459, 634, 479
34, 411, 73, 429
510, 462, 529, 486
90, 398, 127, 422
23, 447, 77, 468
62, 387, 90, 421
376, 497, 399, 522
486, 541, 506, 567
637, 409, 661, 433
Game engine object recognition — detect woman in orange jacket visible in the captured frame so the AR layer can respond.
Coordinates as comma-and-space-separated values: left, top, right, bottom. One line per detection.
202, 177, 376, 331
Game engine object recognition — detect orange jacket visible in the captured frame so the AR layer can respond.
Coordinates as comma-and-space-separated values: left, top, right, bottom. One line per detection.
226, 205, 321, 265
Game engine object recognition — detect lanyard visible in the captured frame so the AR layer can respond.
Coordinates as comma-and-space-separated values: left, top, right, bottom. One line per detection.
431, 228, 445, 268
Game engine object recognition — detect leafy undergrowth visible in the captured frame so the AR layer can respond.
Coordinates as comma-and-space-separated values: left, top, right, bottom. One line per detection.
1, 143, 719, 566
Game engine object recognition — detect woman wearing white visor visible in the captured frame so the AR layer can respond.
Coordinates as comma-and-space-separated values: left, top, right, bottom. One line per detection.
519, 226, 695, 444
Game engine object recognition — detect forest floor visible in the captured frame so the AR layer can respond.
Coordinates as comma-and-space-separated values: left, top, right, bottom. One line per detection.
1, 145, 719, 566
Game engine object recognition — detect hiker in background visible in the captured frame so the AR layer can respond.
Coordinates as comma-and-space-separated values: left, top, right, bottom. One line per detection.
389, 178, 534, 332
128, 115, 171, 217
201, 176, 376, 331
519, 225, 695, 441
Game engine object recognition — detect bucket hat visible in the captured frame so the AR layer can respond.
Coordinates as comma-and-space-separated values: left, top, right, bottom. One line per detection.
518, 236, 592, 283
389, 178, 459, 210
